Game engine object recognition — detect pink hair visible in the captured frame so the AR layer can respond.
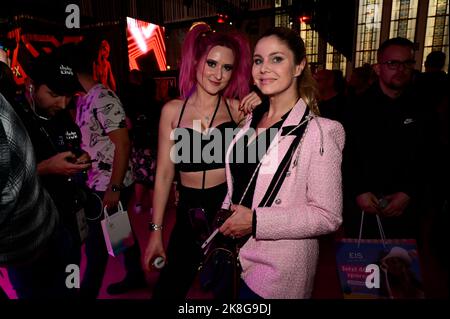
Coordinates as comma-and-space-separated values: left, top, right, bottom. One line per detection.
178, 23, 251, 100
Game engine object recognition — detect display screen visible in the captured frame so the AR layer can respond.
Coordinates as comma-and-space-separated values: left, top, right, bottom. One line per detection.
126, 17, 166, 72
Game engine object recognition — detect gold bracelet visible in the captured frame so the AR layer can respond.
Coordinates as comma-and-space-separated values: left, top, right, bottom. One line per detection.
149, 223, 163, 231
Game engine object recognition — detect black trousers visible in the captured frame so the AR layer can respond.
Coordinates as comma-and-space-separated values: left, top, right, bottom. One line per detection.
80, 185, 144, 299
152, 183, 227, 299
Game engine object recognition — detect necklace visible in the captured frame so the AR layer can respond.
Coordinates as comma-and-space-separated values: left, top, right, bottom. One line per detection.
192, 97, 220, 126
194, 107, 214, 124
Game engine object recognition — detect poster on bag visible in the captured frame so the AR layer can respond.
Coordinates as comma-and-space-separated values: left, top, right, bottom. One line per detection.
335, 239, 425, 299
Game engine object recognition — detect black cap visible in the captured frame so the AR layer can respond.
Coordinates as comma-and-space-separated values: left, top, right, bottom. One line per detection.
28, 49, 83, 96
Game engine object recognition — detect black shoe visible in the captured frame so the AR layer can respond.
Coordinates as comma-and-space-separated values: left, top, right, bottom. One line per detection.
106, 278, 147, 295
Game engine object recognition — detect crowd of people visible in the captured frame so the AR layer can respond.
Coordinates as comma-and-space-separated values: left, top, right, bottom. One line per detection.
0, 23, 448, 300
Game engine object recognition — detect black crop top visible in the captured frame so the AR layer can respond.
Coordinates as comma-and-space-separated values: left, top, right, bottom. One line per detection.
173, 96, 238, 172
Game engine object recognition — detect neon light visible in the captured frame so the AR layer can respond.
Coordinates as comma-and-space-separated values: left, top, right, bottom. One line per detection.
7, 29, 84, 85
129, 24, 148, 53
126, 17, 166, 71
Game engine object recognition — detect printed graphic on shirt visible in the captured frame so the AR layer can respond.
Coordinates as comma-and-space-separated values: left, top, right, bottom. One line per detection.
76, 83, 134, 191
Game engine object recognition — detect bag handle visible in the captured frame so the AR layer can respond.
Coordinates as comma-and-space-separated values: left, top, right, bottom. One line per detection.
103, 201, 124, 221
358, 210, 387, 249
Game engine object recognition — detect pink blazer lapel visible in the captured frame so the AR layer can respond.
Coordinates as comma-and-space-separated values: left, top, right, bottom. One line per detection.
252, 99, 308, 208
224, 99, 308, 209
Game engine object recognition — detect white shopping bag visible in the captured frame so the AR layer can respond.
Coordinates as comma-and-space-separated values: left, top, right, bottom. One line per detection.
101, 202, 135, 257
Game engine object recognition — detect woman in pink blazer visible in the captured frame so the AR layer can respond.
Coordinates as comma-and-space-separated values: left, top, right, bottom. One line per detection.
219, 27, 345, 299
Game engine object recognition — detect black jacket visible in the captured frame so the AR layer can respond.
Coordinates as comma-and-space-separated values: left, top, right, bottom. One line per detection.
14, 100, 87, 242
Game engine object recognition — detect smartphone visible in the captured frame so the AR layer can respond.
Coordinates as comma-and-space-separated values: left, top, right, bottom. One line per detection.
77, 159, 97, 164
378, 198, 389, 210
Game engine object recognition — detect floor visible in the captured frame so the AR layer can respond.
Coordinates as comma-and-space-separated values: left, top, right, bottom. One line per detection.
1, 188, 448, 299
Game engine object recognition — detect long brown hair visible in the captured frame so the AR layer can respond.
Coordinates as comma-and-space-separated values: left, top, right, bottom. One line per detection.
258, 27, 319, 115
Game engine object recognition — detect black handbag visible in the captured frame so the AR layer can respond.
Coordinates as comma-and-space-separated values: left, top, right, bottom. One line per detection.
198, 208, 239, 299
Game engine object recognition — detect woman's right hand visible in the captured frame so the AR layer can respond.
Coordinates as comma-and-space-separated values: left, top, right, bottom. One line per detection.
144, 232, 166, 272
239, 91, 262, 114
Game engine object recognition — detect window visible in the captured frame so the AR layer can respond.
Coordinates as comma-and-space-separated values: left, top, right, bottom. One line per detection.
390, 0, 419, 41
355, 0, 383, 66
326, 43, 347, 76
300, 20, 319, 63
274, 0, 291, 28
423, 0, 449, 71
275, 14, 290, 27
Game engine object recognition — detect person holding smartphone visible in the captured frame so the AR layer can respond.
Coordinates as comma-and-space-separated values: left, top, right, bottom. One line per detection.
8, 47, 91, 298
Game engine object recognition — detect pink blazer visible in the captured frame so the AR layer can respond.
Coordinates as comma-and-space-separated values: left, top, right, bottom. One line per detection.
222, 98, 345, 298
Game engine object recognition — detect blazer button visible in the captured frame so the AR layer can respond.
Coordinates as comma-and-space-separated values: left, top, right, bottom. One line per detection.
275, 198, 282, 205
286, 171, 291, 177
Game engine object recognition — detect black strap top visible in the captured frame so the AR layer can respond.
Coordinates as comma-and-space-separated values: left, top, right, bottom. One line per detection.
173, 96, 237, 172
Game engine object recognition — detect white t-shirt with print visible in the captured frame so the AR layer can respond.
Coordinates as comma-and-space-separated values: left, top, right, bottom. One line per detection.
76, 83, 134, 191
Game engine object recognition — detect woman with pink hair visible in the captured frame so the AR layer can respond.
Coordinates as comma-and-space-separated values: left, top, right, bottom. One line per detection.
144, 22, 259, 299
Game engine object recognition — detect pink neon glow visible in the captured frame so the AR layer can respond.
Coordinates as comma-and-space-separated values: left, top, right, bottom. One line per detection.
126, 17, 166, 71
0, 268, 17, 299
8, 29, 84, 85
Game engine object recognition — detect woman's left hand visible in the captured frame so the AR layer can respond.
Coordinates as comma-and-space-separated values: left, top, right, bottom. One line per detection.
219, 204, 253, 239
